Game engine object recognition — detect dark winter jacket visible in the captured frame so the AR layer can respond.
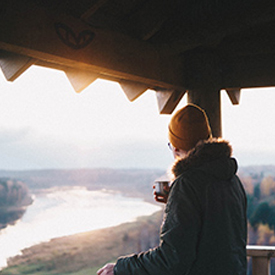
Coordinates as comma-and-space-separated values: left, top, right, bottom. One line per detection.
114, 139, 247, 275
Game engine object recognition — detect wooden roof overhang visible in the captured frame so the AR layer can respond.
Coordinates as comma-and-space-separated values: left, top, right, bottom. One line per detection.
1, 0, 275, 135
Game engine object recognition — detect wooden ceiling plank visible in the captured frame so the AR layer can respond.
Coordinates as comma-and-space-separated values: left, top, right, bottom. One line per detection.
129, 0, 173, 41
156, 90, 186, 114
155, 2, 275, 54
225, 88, 241, 105
65, 68, 98, 93
119, 80, 148, 101
0, 51, 35, 81
142, 18, 167, 41
81, 0, 109, 21
0, 3, 185, 91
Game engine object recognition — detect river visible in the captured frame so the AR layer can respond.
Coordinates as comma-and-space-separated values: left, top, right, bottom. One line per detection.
0, 186, 160, 269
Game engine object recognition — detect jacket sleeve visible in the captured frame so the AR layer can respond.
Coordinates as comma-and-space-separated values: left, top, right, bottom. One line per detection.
114, 177, 202, 275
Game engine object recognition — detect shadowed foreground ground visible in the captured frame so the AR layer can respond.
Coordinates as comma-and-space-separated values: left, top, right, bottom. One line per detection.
1, 210, 163, 275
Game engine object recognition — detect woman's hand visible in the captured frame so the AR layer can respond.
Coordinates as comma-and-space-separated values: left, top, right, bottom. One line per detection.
97, 263, 115, 275
153, 184, 170, 204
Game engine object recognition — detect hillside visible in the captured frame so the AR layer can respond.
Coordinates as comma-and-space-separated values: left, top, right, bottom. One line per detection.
1, 211, 164, 275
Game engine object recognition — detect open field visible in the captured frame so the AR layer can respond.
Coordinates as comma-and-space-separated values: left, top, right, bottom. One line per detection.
1, 211, 163, 275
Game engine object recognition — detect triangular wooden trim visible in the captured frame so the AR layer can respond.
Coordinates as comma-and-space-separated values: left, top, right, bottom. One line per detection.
119, 80, 148, 101
156, 89, 186, 114
225, 88, 241, 105
0, 51, 35, 81
65, 69, 98, 93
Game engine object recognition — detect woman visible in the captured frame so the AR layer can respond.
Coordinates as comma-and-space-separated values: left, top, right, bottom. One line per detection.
97, 104, 247, 275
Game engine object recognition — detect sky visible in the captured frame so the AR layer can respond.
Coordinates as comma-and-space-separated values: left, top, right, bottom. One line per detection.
0, 65, 274, 170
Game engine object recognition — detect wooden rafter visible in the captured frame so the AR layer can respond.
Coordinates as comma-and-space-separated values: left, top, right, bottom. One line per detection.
81, 0, 109, 21
119, 80, 148, 101
225, 88, 241, 105
65, 68, 99, 93
156, 90, 186, 114
129, 0, 174, 41
154, 2, 275, 54
0, 50, 35, 81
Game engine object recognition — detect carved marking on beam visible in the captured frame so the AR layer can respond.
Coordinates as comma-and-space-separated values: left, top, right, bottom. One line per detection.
65, 68, 98, 93
119, 80, 148, 101
225, 88, 241, 105
0, 50, 35, 81
156, 90, 186, 114
54, 22, 95, 50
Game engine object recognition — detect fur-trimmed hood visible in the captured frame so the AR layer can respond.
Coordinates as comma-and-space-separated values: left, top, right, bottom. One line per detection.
171, 138, 238, 180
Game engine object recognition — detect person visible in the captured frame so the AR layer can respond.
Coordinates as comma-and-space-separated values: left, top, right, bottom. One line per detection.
97, 103, 247, 275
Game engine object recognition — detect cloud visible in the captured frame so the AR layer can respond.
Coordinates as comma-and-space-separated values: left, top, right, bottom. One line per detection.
0, 127, 31, 144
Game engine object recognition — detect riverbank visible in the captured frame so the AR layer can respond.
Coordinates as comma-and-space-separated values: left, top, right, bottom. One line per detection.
1, 210, 163, 275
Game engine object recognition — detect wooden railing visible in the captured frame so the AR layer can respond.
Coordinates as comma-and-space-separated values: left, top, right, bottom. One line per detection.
247, 246, 275, 275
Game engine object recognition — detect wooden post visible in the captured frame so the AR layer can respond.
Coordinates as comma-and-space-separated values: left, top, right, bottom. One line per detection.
251, 257, 270, 275
247, 245, 275, 275
187, 89, 222, 138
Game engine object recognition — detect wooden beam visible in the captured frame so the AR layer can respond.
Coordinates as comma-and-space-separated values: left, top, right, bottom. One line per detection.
222, 53, 275, 89
181, 48, 275, 91
225, 88, 241, 105
219, 22, 275, 56
65, 68, 99, 93
119, 80, 148, 101
0, 50, 35, 81
0, 3, 185, 92
156, 90, 185, 114
181, 50, 221, 91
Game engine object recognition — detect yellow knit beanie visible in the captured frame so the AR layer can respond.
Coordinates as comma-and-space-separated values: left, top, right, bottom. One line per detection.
168, 104, 212, 152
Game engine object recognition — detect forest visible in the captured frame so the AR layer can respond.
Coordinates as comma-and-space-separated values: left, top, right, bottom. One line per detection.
239, 166, 275, 246
238, 166, 275, 274
0, 179, 33, 230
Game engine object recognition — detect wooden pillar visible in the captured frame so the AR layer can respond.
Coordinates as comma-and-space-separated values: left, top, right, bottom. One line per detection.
246, 246, 275, 275
187, 89, 222, 138
251, 257, 270, 275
